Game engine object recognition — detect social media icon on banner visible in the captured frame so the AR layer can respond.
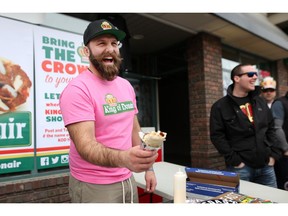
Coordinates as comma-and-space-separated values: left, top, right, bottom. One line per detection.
40, 157, 49, 166
51, 156, 59, 164
61, 155, 69, 164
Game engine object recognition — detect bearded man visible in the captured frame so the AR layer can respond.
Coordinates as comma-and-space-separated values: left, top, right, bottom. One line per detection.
59, 19, 157, 203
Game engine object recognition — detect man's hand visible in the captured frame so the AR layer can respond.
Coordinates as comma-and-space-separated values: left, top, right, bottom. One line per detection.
268, 157, 275, 166
121, 145, 158, 173
234, 162, 245, 168
145, 170, 157, 193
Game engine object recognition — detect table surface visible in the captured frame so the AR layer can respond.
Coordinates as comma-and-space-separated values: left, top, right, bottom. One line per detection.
133, 161, 288, 203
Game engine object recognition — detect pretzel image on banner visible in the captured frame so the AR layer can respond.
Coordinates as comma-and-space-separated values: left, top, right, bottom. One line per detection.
0, 57, 32, 113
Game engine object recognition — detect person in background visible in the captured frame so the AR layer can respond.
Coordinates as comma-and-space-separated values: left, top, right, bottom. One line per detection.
59, 19, 158, 203
260, 76, 277, 108
260, 76, 288, 190
210, 64, 281, 188
271, 91, 288, 190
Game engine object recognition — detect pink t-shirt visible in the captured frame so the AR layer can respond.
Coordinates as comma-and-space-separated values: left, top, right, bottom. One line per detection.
59, 70, 138, 184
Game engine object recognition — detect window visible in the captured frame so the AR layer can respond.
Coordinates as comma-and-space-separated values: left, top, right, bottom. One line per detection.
222, 46, 273, 95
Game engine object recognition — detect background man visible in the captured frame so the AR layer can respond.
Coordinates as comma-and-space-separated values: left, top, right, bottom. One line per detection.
210, 64, 281, 188
260, 76, 277, 108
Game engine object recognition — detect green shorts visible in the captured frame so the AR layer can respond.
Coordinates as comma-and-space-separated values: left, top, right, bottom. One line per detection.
69, 174, 139, 203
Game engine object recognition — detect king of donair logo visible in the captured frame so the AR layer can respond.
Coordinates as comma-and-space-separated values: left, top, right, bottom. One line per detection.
103, 94, 134, 116
77, 45, 89, 64
101, 21, 113, 30
0, 112, 31, 147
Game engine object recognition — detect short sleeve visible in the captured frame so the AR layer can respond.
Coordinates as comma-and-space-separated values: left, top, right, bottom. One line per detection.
60, 83, 95, 126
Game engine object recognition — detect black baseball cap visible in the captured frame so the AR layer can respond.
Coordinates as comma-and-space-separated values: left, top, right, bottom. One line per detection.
83, 19, 126, 45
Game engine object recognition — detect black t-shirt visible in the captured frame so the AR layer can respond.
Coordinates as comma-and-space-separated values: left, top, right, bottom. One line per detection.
232, 95, 254, 123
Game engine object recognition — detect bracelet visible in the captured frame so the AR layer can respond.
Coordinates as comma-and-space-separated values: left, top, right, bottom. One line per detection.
148, 166, 154, 172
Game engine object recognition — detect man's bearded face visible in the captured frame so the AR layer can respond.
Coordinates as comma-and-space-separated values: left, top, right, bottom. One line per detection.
88, 47, 122, 81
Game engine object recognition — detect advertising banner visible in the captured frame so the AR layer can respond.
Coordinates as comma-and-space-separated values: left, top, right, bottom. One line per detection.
0, 17, 35, 174
34, 26, 88, 170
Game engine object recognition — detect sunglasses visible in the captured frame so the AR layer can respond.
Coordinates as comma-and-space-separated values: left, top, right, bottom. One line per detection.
237, 72, 258, 78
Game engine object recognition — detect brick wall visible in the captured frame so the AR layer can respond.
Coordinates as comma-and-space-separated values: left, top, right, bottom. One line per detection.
0, 173, 70, 203
186, 32, 225, 170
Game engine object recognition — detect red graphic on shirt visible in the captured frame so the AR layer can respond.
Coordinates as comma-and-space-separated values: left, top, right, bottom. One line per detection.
240, 103, 254, 123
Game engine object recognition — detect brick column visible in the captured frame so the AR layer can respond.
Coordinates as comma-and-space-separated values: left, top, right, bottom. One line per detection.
276, 59, 288, 97
186, 32, 225, 169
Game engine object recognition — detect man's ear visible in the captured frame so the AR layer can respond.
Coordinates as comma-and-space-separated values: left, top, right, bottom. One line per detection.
234, 75, 240, 83
84, 46, 90, 56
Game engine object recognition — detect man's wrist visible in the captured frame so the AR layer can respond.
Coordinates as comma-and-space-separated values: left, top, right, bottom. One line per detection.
147, 166, 154, 172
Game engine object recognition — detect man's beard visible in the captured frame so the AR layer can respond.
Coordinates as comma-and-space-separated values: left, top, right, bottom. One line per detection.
89, 50, 122, 81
